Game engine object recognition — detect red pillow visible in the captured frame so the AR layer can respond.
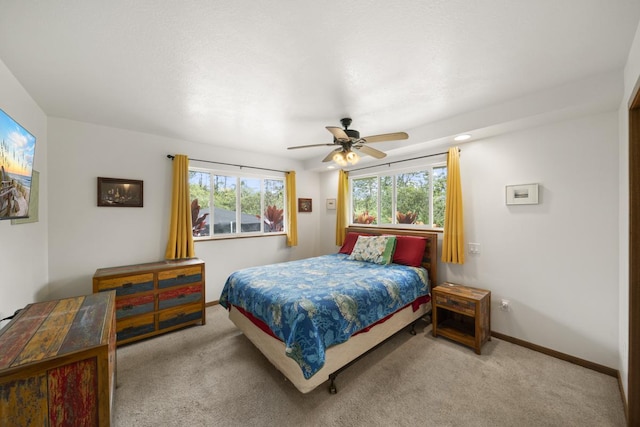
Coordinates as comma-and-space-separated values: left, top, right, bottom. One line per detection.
339, 232, 372, 254
392, 235, 427, 267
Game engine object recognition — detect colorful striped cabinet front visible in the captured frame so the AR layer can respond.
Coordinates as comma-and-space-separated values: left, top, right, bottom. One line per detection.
93, 258, 205, 345
0, 291, 116, 427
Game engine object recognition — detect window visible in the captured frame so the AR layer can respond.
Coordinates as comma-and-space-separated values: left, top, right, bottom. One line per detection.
351, 164, 447, 228
189, 168, 286, 239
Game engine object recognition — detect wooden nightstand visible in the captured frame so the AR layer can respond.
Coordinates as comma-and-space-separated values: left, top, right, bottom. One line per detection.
432, 282, 491, 354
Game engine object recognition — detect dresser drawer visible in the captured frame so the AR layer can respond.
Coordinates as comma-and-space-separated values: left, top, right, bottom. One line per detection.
116, 294, 155, 319
117, 313, 155, 341
158, 284, 202, 310
435, 294, 476, 316
96, 273, 154, 296
158, 303, 203, 330
158, 266, 202, 289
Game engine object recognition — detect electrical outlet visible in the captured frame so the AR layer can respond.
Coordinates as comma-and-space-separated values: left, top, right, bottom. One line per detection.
468, 243, 481, 254
500, 299, 510, 311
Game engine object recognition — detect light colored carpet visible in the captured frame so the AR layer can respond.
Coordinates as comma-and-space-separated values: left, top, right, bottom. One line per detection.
113, 305, 625, 427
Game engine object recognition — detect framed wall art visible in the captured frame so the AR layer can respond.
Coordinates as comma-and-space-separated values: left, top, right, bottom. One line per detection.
506, 183, 539, 205
97, 177, 143, 207
11, 170, 39, 225
298, 198, 312, 213
326, 198, 336, 210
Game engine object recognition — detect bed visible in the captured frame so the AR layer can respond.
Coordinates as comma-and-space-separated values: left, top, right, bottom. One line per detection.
219, 226, 438, 393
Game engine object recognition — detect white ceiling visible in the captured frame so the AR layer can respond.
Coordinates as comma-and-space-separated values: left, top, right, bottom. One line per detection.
1, 1, 639, 167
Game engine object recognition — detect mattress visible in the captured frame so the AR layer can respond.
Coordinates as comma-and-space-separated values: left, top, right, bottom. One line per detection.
228, 298, 431, 393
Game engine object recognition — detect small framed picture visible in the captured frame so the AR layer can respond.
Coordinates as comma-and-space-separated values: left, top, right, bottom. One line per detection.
298, 198, 312, 213
506, 183, 539, 205
98, 177, 144, 207
326, 198, 336, 210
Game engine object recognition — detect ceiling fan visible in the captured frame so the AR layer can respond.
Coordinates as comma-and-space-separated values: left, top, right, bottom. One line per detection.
287, 118, 409, 166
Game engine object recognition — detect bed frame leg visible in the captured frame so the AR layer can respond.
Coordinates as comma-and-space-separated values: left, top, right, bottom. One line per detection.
329, 373, 338, 394
409, 321, 417, 335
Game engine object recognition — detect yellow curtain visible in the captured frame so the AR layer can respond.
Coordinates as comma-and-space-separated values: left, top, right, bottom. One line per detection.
335, 169, 349, 246
442, 147, 465, 264
285, 171, 298, 247
165, 154, 195, 259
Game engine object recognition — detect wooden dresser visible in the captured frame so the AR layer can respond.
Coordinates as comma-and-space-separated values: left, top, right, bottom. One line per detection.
0, 291, 116, 426
93, 258, 205, 345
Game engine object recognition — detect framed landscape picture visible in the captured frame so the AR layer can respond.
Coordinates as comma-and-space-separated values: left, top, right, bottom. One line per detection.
505, 183, 539, 205
11, 170, 39, 225
97, 177, 143, 207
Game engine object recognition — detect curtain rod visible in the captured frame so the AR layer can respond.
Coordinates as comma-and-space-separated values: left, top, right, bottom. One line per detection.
346, 149, 459, 173
167, 155, 289, 174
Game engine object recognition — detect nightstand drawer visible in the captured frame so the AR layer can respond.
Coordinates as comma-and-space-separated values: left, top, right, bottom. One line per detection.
434, 294, 475, 316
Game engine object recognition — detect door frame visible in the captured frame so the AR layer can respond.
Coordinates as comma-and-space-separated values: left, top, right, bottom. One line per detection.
628, 90, 639, 426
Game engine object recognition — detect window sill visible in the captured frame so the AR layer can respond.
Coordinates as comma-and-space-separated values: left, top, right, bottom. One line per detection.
194, 232, 287, 242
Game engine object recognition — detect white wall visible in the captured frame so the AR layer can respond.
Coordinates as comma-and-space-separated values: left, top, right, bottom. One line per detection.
47, 118, 320, 302
618, 18, 640, 401
318, 169, 340, 255
446, 112, 619, 368
0, 59, 48, 327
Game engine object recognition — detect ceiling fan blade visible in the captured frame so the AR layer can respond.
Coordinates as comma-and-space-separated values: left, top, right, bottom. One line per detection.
361, 132, 409, 144
326, 126, 350, 141
288, 143, 336, 150
322, 149, 341, 162
356, 144, 387, 159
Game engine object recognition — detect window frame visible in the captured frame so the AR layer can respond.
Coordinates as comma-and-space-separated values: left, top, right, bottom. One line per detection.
189, 166, 287, 241
349, 161, 447, 230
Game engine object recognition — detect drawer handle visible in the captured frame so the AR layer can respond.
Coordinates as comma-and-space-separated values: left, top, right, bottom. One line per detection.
176, 312, 185, 318
122, 305, 134, 311
122, 283, 133, 288
122, 326, 134, 332
177, 274, 186, 279
177, 294, 186, 299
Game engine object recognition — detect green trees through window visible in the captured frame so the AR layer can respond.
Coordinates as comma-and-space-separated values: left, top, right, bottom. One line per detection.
351, 165, 447, 228
188, 169, 285, 238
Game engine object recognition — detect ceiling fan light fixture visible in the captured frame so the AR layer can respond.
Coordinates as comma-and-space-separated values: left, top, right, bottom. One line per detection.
346, 150, 359, 164
289, 118, 408, 165
333, 151, 348, 166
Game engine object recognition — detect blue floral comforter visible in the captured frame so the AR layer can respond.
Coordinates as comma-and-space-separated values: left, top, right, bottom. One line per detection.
219, 253, 430, 379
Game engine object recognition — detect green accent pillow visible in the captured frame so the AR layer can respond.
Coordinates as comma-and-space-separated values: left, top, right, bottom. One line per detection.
348, 235, 397, 265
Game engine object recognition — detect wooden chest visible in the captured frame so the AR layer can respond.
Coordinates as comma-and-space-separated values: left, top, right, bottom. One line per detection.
0, 291, 116, 426
93, 258, 205, 345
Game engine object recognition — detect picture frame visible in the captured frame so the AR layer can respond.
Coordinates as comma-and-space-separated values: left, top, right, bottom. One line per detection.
97, 177, 143, 207
11, 170, 39, 225
298, 198, 312, 213
506, 183, 539, 205
326, 198, 336, 210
